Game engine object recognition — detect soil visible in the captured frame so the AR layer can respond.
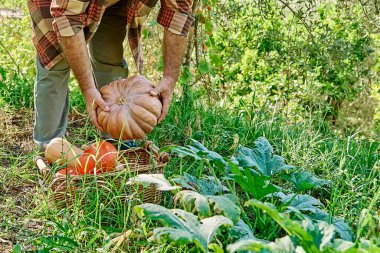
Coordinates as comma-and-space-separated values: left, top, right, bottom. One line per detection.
0, 107, 88, 251
0, 238, 13, 253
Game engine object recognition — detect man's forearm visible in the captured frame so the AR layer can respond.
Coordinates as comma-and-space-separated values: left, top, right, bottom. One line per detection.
58, 30, 96, 92
162, 28, 188, 84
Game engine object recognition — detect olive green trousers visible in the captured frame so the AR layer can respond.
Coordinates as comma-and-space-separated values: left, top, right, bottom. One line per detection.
34, 9, 129, 151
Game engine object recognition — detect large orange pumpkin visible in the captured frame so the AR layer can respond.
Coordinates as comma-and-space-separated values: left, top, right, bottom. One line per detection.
97, 76, 162, 140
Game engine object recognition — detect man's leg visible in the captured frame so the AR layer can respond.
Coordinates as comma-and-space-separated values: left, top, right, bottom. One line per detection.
88, 1, 129, 88
33, 58, 70, 151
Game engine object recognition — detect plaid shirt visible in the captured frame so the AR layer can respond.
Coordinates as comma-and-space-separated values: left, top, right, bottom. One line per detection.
27, 0, 193, 71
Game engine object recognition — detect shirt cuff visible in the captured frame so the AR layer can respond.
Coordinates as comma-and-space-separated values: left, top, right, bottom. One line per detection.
157, 8, 194, 36
52, 15, 84, 37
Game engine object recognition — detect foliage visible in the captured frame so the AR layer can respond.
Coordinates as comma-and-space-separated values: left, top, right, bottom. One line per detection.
172, 172, 229, 195
174, 190, 240, 223
193, 0, 379, 127
135, 203, 233, 252
132, 137, 377, 252
281, 171, 329, 192
228, 200, 380, 253
234, 137, 294, 176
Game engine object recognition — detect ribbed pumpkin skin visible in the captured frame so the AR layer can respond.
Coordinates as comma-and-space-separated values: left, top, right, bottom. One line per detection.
44, 138, 84, 168
97, 76, 162, 140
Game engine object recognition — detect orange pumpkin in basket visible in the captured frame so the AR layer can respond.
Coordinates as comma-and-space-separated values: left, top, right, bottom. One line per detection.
44, 138, 83, 168
97, 76, 162, 140
82, 141, 118, 174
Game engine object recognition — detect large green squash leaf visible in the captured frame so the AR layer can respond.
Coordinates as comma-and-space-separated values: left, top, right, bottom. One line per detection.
309, 210, 354, 241
227, 236, 296, 253
126, 174, 179, 191
172, 173, 229, 195
175, 190, 240, 223
227, 239, 270, 253
228, 161, 280, 199
229, 219, 257, 241
246, 199, 322, 253
234, 137, 293, 176
175, 190, 211, 218
281, 171, 329, 192
135, 204, 233, 252
160, 139, 227, 168
274, 192, 324, 213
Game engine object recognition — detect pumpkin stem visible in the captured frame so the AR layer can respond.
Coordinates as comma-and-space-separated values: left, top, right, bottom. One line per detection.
116, 97, 126, 105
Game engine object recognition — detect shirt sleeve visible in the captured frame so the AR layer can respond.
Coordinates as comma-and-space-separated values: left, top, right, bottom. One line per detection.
50, 0, 90, 37
157, 0, 194, 36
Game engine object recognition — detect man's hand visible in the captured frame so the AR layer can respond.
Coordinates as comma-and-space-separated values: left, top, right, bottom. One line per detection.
59, 31, 108, 130
83, 87, 109, 131
150, 76, 175, 123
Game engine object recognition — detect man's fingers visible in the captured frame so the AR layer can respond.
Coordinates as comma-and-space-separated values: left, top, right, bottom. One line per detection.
91, 107, 104, 132
150, 85, 163, 97
150, 81, 168, 97
150, 89, 159, 96
96, 96, 110, 112
158, 97, 170, 123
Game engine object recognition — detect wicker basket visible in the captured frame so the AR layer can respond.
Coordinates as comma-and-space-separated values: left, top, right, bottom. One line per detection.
34, 141, 169, 209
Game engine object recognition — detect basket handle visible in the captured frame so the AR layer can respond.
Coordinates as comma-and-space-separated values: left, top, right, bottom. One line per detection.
33, 156, 50, 175
144, 141, 170, 163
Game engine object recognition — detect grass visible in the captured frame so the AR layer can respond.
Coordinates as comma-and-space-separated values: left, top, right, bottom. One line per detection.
0, 89, 379, 251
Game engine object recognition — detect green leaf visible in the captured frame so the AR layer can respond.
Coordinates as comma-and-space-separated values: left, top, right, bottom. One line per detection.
135, 204, 190, 228
268, 236, 296, 253
210, 53, 223, 67
198, 216, 234, 247
0, 67, 6, 81
161, 140, 227, 169
175, 190, 211, 218
180, 66, 192, 84
191, 139, 226, 165
281, 171, 329, 192
208, 243, 224, 253
175, 190, 240, 223
198, 176, 229, 195
229, 220, 257, 241
172, 173, 229, 195
160, 145, 202, 160
142, 29, 149, 39
308, 210, 354, 241
11, 244, 23, 253
204, 17, 213, 33
208, 195, 240, 223
153, 227, 193, 245
326, 239, 354, 251
135, 204, 233, 252
235, 137, 293, 176
301, 220, 335, 250
227, 239, 270, 253
126, 174, 179, 191
172, 173, 199, 192
246, 199, 320, 253
274, 192, 324, 213
198, 61, 211, 75
228, 166, 279, 199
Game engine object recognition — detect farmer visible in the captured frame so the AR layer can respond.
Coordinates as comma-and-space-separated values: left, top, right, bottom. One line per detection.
27, 0, 193, 151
